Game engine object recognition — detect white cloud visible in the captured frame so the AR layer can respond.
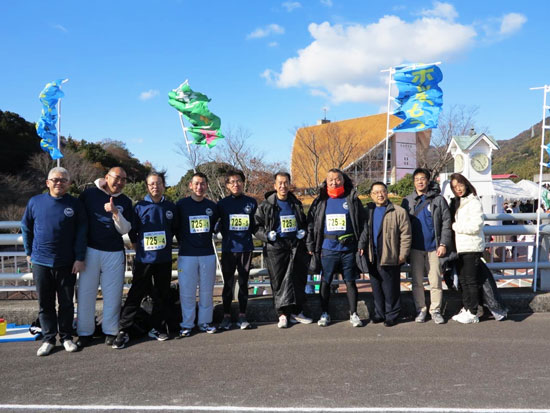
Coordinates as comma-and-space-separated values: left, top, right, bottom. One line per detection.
247, 24, 285, 39
499, 13, 527, 35
268, 41, 279, 47
261, 69, 276, 85
420, 2, 458, 21
53, 24, 68, 33
320, 0, 333, 7
310, 89, 328, 98
266, 7, 476, 104
282, 1, 301, 12
139, 89, 159, 101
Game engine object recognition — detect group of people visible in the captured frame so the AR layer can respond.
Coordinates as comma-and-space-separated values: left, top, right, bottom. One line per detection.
21, 165, 501, 357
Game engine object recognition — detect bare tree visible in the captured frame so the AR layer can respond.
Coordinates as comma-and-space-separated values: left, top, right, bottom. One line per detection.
292, 126, 322, 190
292, 123, 363, 191
418, 104, 488, 176
323, 123, 361, 170
176, 136, 207, 174
27, 149, 101, 191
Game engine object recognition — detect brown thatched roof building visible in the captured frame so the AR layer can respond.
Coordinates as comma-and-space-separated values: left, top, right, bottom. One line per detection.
290, 113, 430, 189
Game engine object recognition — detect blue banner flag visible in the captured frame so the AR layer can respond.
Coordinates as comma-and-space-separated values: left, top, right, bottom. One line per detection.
392, 65, 443, 132
36, 79, 65, 160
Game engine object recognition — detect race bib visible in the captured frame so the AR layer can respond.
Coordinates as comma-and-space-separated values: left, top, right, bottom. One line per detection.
280, 215, 297, 233
326, 214, 346, 232
229, 214, 249, 231
189, 215, 210, 234
143, 231, 167, 251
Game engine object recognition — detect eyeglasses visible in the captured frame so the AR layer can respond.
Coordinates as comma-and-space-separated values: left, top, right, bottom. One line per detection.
371, 191, 387, 196
228, 180, 243, 185
147, 182, 163, 187
108, 174, 127, 183
48, 178, 68, 184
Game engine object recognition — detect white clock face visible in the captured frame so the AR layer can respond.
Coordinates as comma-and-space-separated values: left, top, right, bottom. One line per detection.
471, 153, 490, 172
454, 154, 464, 173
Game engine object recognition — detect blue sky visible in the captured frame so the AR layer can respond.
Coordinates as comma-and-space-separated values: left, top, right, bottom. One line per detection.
1, 0, 548, 185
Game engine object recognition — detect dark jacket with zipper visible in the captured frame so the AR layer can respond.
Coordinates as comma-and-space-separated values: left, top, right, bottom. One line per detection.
254, 190, 307, 246
401, 183, 452, 250
306, 175, 369, 274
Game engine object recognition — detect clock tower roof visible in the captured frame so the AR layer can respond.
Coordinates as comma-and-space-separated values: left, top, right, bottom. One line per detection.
451, 132, 499, 153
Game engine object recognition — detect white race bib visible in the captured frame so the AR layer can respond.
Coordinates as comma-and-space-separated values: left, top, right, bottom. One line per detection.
229, 214, 250, 231
189, 215, 210, 234
326, 214, 346, 232
280, 215, 297, 233
143, 231, 167, 251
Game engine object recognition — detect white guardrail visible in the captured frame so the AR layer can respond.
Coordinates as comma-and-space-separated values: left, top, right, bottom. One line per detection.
1, 213, 550, 293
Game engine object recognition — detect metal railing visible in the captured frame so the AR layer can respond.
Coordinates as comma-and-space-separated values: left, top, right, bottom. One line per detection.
1, 213, 550, 294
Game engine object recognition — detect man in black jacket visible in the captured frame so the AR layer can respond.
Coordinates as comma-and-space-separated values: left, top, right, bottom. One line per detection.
254, 172, 312, 328
401, 168, 452, 324
306, 169, 368, 327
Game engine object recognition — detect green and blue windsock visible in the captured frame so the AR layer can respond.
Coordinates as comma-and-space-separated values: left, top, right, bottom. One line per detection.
168, 81, 224, 148
36, 79, 65, 160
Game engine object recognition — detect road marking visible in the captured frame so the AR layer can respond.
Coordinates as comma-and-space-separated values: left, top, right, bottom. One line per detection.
2, 406, 550, 412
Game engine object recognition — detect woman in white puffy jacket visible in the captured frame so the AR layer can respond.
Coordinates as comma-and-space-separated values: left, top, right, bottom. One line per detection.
449, 173, 484, 324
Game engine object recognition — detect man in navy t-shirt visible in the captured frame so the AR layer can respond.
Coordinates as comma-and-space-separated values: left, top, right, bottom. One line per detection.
217, 169, 257, 330
76, 167, 133, 349
112, 172, 178, 349
22, 167, 87, 356
176, 172, 219, 336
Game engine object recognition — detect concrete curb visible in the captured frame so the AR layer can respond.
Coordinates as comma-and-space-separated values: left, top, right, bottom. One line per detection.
1, 288, 548, 326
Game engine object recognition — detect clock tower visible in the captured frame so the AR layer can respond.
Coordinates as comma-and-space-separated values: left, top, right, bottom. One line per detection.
444, 130, 500, 214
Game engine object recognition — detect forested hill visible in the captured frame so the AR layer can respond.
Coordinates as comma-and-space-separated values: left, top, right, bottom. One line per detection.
0, 110, 151, 181
492, 117, 550, 180
0, 109, 153, 221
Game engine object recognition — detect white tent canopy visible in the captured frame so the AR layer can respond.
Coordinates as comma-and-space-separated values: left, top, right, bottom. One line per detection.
516, 179, 541, 199
492, 179, 533, 201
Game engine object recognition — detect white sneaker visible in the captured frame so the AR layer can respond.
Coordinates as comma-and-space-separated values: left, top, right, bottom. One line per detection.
62, 340, 78, 352
454, 309, 479, 324
317, 312, 331, 327
290, 312, 313, 324
452, 308, 466, 321
350, 312, 363, 327
37, 342, 54, 357
278, 314, 288, 329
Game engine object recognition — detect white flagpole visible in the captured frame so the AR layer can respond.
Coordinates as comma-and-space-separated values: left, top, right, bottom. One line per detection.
382, 68, 394, 184
57, 78, 69, 168
530, 84, 550, 291
57, 99, 61, 168
177, 112, 197, 173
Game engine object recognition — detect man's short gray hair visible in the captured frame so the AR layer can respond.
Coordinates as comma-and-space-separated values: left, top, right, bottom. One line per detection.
48, 167, 70, 181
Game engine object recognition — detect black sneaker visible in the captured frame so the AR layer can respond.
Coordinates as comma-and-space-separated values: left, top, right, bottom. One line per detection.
219, 317, 232, 331
148, 328, 169, 341
105, 334, 116, 346
76, 335, 93, 349
112, 331, 129, 349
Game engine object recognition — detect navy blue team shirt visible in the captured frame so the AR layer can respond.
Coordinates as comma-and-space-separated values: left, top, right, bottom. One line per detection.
176, 196, 219, 256
79, 187, 134, 252
217, 194, 257, 253
21, 193, 88, 267
129, 195, 178, 263
322, 196, 353, 252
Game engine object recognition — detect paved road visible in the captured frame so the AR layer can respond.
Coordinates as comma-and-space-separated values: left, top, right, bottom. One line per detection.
2, 313, 550, 412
